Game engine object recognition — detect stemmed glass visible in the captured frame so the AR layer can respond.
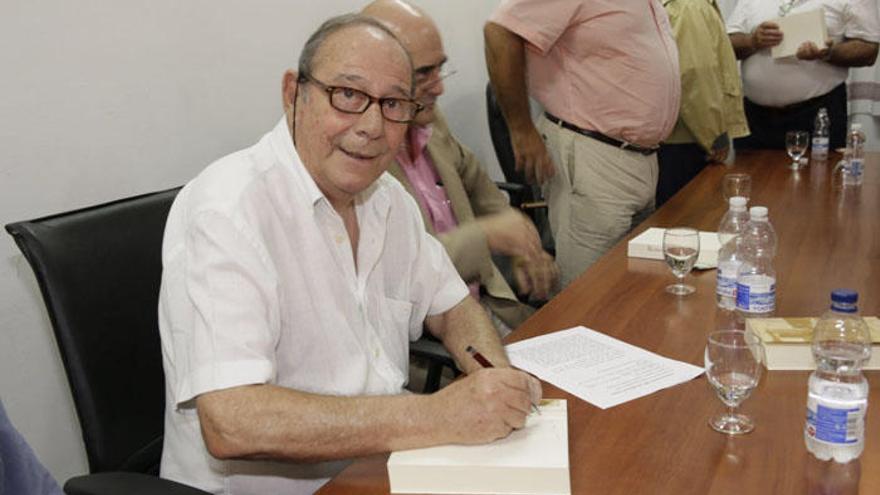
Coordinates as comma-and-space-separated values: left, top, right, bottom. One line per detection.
662, 227, 699, 296
722, 173, 751, 203
785, 130, 809, 169
705, 330, 766, 435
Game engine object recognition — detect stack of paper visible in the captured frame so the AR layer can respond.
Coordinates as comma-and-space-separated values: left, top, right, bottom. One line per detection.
388, 399, 571, 494
746, 316, 880, 370
626, 227, 720, 269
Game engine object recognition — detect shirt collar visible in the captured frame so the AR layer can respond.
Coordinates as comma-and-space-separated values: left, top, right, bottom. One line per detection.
396, 124, 434, 167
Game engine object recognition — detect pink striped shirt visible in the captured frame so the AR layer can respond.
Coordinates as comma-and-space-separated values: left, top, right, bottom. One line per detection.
490, 0, 681, 147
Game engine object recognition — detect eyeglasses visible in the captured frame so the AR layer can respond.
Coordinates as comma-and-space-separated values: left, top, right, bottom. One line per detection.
414, 62, 458, 88
300, 74, 422, 124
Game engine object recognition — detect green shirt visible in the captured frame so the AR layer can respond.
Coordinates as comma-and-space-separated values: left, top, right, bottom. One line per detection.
663, 0, 750, 151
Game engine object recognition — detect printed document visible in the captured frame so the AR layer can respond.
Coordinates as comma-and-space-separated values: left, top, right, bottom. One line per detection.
506, 326, 704, 409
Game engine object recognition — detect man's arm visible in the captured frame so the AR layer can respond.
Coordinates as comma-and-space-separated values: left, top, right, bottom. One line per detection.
484, 22, 554, 185
815, 38, 879, 67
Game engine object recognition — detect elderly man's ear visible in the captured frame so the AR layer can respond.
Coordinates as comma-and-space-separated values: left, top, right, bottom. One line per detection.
282, 70, 300, 113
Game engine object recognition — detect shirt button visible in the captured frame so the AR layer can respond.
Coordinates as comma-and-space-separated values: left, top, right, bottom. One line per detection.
335, 235, 345, 244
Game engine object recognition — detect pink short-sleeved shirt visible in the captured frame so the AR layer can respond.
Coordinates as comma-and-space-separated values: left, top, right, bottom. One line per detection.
489, 0, 681, 147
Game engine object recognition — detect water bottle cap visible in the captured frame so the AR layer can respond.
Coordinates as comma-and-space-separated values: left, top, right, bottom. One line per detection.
851, 123, 862, 131
831, 288, 858, 304
749, 206, 768, 220
729, 196, 747, 209
818, 107, 827, 114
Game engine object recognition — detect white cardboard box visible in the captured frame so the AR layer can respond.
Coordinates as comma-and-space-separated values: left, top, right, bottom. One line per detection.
771, 9, 828, 59
626, 227, 720, 269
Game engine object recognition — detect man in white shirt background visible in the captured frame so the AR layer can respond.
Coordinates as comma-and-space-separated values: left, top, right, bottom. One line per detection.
157, 13, 541, 495
727, 0, 880, 149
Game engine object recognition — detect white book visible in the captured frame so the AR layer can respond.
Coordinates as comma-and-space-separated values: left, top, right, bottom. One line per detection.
626, 227, 720, 269
746, 317, 880, 370
387, 399, 571, 495
772, 9, 828, 59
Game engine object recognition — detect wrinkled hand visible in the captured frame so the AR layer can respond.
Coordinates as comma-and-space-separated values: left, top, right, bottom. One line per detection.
477, 209, 543, 260
433, 368, 542, 444
512, 251, 559, 301
751, 21, 783, 49
707, 146, 730, 164
510, 126, 555, 185
796, 39, 832, 60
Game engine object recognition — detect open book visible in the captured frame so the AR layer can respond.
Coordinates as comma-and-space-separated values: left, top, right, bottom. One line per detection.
747, 316, 880, 370
387, 399, 570, 495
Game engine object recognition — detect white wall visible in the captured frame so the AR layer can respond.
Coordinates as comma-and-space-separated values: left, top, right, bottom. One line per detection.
0, 0, 503, 483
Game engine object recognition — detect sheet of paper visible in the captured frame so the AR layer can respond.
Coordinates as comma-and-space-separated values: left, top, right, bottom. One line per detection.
772, 9, 827, 59
506, 326, 704, 409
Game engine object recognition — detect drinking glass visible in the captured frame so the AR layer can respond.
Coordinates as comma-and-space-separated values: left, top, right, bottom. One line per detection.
785, 130, 809, 169
662, 227, 699, 296
722, 173, 751, 203
705, 330, 765, 435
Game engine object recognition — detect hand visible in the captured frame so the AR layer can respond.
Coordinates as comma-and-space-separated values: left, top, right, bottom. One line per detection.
796, 39, 832, 60
751, 22, 783, 50
707, 146, 729, 164
511, 251, 559, 301
510, 125, 555, 185
477, 209, 543, 260
433, 368, 542, 444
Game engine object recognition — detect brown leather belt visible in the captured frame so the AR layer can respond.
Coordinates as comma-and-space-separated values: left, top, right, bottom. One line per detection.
544, 112, 658, 155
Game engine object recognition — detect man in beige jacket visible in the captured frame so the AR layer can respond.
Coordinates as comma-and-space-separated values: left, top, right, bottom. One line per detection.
363, 0, 558, 335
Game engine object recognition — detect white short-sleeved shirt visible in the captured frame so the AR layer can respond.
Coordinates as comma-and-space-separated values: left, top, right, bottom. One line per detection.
727, 0, 880, 107
158, 117, 468, 495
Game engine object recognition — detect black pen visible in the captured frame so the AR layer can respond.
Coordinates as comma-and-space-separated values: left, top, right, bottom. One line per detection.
466, 345, 540, 415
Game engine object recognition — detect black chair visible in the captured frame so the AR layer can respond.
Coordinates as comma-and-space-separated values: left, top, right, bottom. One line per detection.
5, 187, 208, 495
485, 83, 554, 254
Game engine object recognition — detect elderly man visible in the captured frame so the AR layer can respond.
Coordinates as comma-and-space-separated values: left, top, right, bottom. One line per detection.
158, 14, 541, 495
362, 0, 558, 335
484, 1, 680, 288
727, 0, 879, 149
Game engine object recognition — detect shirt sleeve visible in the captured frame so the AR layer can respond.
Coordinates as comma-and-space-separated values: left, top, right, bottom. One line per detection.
725, 0, 752, 35
175, 210, 280, 405
845, 0, 880, 42
488, 0, 583, 54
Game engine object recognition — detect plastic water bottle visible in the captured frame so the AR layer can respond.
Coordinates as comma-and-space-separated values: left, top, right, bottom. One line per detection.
843, 123, 865, 187
735, 206, 776, 317
812, 108, 830, 160
805, 289, 871, 463
716, 196, 749, 309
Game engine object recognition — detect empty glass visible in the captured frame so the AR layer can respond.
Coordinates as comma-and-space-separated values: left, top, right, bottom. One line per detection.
705, 330, 765, 435
662, 227, 699, 296
785, 130, 809, 169
722, 173, 751, 203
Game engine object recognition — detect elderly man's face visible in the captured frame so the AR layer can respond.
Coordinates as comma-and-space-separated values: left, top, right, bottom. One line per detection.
291, 26, 412, 206
409, 26, 446, 127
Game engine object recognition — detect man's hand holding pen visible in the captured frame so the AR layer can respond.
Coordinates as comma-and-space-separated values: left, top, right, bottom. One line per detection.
430, 367, 543, 445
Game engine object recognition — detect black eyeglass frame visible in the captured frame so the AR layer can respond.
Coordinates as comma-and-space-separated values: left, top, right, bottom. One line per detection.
298, 74, 423, 123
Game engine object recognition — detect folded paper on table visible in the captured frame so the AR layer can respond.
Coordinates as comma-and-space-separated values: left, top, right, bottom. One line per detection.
747, 316, 880, 370
506, 326, 704, 410
387, 399, 570, 495
627, 227, 720, 269
772, 9, 828, 59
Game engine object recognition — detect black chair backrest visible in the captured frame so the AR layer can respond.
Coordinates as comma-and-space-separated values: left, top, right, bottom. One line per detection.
5, 187, 181, 475
485, 82, 526, 185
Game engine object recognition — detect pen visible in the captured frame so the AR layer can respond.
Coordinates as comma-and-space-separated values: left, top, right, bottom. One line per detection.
465, 345, 540, 415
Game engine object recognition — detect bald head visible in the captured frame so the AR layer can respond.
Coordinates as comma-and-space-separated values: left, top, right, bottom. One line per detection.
362, 0, 447, 126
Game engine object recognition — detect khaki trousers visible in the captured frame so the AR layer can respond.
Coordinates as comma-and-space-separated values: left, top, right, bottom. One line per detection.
538, 115, 658, 288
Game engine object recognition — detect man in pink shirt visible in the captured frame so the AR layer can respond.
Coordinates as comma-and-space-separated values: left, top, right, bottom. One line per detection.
485, 0, 681, 288
364, 0, 558, 334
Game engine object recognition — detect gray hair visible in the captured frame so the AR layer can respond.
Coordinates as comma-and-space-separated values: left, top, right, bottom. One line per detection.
297, 13, 414, 93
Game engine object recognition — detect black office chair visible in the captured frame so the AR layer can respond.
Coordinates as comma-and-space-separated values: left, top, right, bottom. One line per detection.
485, 83, 554, 254
5, 187, 208, 495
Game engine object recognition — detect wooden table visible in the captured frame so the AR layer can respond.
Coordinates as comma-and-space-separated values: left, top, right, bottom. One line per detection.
319, 150, 880, 494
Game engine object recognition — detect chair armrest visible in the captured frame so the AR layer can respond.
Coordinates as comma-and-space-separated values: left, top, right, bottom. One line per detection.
64, 472, 211, 495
